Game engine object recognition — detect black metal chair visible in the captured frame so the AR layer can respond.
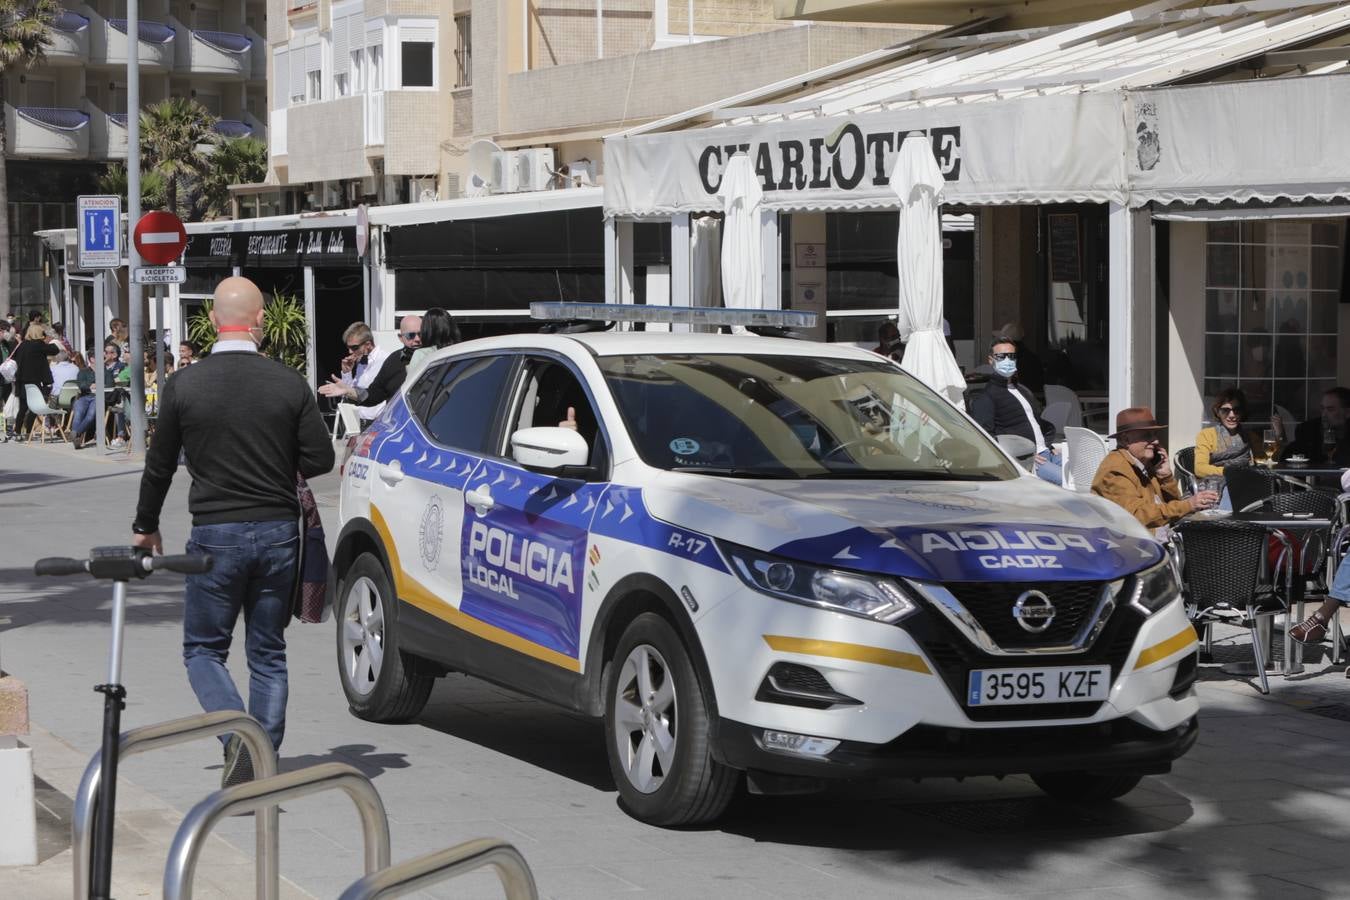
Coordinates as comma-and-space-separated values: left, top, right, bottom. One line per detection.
1175, 517, 1292, 694
1225, 465, 1289, 512
1173, 446, 1197, 496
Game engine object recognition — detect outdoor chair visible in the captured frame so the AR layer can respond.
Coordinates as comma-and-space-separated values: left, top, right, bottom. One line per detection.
1173, 446, 1197, 496
1043, 384, 1084, 429
331, 402, 362, 441
1063, 426, 1110, 493
55, 382, 80, 431
1176, 517, 1292, 694
1225, 465, 1289, 512
1041, 401, 1071, 440
24, 384, 66, 444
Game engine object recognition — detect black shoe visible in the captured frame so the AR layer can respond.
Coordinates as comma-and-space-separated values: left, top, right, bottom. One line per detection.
222, 735, 255, 789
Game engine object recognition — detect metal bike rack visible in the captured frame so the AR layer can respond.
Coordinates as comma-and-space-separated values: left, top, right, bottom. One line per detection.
163, 761, 391, 900
72, 710, 278, 900
338, 838, 539, 900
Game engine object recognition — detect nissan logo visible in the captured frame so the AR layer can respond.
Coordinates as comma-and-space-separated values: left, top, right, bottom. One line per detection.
1012, 590, 1056, 634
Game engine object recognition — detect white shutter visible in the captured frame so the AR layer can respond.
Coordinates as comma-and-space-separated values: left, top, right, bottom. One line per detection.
273, 48, 288, 108
349, 15, 364, 53
332, 16, 350, 76
305, 40, 321, 74
366, 21, 383, 47
289, 46, 305, 101
401, 25, 434, 43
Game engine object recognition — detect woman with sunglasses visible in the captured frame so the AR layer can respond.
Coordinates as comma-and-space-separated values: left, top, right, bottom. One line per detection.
1194, 388, 1262, 506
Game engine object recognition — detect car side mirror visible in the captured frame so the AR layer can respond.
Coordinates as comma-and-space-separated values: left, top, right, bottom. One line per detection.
511, 426, 589, 473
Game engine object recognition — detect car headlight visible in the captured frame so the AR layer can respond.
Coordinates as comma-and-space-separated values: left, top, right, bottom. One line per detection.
1131, 558, 1180, 615
719, 541, 917, 623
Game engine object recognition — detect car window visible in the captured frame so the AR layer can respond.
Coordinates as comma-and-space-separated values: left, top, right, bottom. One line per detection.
405, 362, 446, 420
598, 353, 1018, 480
420, 355, 516, 453
512, 357, 609, 473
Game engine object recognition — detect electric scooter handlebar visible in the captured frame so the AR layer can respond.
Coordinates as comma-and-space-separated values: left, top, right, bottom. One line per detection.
34, 548, 213, 579
34, 557, 90, 576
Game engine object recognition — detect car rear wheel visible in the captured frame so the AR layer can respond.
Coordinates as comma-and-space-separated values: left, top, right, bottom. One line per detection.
604, 612, 737, 826
337, 552, 434, 722
1031, 771, 1143, 802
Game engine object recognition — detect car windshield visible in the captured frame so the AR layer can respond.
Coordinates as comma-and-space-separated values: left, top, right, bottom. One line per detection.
598, 353, 1019, 480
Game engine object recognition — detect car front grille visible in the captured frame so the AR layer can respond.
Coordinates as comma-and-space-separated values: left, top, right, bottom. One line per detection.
941, 580, 1109, 649
904, 598, 1144, 723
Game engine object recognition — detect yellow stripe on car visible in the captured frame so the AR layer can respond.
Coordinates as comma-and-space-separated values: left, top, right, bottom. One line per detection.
1132, 626, 1198, 670
369, 506, 582, 673
763, 635, 932, 674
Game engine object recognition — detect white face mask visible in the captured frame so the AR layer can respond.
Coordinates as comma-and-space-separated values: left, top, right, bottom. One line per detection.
993, 358, 1017, 378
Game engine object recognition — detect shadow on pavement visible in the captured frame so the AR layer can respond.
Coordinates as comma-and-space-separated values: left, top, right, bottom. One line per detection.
280, 744, 412, 780
0, 467, 142, 493
0, 567, 186, 631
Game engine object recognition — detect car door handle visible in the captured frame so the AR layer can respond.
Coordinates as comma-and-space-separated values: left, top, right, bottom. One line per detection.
379, 461, 404, 484
465, 486, 495, 514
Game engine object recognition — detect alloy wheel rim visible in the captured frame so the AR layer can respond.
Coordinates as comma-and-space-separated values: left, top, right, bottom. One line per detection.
613, 644, 677, 794
342, 576, 384, 696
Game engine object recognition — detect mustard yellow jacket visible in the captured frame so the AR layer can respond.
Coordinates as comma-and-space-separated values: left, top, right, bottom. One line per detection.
1193, 425, 1260, 478
1091, 448, 1193, 530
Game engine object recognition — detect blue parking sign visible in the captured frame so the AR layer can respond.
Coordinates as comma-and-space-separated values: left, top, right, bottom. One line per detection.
76, 195, 121, 269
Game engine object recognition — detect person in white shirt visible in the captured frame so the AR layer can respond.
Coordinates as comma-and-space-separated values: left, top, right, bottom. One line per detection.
329, 322, 389, 422
49, 350, 79, 394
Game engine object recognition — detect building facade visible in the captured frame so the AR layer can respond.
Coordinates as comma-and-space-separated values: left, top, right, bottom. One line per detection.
5, 0, 267, 319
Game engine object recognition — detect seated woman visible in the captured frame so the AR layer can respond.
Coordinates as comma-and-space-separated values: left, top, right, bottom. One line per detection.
1194, 388, 1261, 508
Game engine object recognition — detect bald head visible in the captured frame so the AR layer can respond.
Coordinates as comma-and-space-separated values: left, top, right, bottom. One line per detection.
211, 277, 265, 333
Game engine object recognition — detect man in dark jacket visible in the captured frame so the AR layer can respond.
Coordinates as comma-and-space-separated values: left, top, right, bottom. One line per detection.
970, 336, 1062, 485
1280, 386, 1350, 466
318, 315, 421, 412
132, 276, 334, 787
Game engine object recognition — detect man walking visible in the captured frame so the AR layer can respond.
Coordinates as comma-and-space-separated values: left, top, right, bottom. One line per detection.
132, 277, 334, 785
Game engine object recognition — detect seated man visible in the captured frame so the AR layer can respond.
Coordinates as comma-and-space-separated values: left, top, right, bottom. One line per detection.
1280, 386, 1350, 467
969, 337, 1062, 485
1092, 407, 1218, 531
1288, 467, 1350, 646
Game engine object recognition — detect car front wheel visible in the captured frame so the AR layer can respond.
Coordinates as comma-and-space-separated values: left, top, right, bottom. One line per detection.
336, 552, 434, 722
603, 612, 737, 826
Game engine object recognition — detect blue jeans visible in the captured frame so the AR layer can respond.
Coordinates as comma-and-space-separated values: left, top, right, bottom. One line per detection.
1035, 448, 1064, 485
183, 520, 299, 752
1333, 551, 1350, 605
71, 394, 96, 438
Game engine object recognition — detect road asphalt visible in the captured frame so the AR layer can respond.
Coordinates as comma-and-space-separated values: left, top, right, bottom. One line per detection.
3, 439, 1350, 899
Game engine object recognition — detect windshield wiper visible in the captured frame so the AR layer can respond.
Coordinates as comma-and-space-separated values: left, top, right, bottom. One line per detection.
799, 470, 1003, 481
668, 466, 797, 479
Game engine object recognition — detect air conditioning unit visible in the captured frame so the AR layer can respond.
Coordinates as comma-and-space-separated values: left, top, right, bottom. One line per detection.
515, 147, 555, 192
409, 176, 437, 203
564, 158, 597, 188
496, 149, 522, 194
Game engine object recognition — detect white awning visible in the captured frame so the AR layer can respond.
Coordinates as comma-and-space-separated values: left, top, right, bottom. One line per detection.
605, 0, 1350, 216
369, 187, 603, 229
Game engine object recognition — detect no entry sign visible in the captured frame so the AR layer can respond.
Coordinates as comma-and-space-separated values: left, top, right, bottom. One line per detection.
132, 211, 188, 266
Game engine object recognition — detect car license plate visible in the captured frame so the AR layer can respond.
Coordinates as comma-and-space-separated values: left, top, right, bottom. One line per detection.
967, 665, 1110, 707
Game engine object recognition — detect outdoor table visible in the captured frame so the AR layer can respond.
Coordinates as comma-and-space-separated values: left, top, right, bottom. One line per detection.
1228, 510, 1333, 676
1265, 465, 1347, 488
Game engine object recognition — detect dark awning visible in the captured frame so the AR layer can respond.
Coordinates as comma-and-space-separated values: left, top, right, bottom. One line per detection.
183, 226, 357, 269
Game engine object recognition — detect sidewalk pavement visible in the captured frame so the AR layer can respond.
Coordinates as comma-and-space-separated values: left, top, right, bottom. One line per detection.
5, 438, 1350, 899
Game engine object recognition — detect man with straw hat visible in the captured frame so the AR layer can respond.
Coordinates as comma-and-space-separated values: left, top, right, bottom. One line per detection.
1092, 406, 1218, 530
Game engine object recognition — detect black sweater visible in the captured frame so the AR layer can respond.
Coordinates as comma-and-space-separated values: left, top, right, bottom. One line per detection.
12, 339, 58, 386
969, 374, 1053, 447
135, 351, 335, 531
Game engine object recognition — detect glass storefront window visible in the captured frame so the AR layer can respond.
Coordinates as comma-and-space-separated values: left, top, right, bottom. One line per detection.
1203, 218, 1345, 422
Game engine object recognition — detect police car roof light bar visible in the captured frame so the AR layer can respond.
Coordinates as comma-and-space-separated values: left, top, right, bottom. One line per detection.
530, 302, 817, 330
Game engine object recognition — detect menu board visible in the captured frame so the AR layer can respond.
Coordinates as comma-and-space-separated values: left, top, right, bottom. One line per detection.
1048, 213, 1081, 283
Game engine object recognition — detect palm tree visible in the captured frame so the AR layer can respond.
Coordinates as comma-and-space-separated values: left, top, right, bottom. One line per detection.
0, 0, 59, 318
199, 135, 266, 219
139, 97, 216, 220
96, 162, 167, 212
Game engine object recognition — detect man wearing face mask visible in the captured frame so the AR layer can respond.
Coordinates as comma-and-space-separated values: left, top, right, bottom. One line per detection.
969, 336, 1062, 484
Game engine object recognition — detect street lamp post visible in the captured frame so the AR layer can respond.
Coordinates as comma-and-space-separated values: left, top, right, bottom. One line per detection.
125, 0, 146, 453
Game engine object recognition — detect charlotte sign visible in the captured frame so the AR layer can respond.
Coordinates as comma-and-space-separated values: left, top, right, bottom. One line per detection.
603, 91, 1127, 216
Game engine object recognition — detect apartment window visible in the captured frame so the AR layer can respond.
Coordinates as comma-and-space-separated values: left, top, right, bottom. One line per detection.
305, 41, 322, 101
1204, 219, 1345, 422
401, 40, 433, 87
351, 49, 365, 92
369, 43, 384, 91
455, 15, 471, 87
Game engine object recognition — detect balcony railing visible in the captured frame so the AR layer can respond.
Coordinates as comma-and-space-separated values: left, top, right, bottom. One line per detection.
6, 105, 91, 158
46, 11, 90, 63
88, 10, 175, 70
213, 119, 254, 139
87, 103, 128, 160
170, 18, 250, 78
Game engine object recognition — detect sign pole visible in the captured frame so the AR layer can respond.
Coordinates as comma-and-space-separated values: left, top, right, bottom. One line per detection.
94, 272, 107, 454
125, 0, 146, 456
154, 285, 165, 400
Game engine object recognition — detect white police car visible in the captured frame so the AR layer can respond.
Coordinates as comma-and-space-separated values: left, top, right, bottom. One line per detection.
333, 304, 1198, 826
